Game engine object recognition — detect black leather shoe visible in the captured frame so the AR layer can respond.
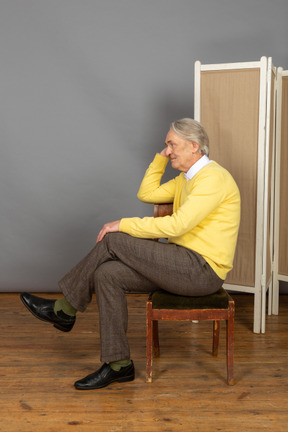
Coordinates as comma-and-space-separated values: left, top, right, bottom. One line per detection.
20, 292, 75, 332
74, 361, 135, 390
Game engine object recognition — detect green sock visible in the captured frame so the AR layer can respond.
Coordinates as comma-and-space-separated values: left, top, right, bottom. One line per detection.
109, 360, 132, 372
54, 297, 77, 317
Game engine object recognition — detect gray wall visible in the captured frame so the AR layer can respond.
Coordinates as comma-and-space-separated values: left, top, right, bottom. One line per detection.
1, 0, 288, 292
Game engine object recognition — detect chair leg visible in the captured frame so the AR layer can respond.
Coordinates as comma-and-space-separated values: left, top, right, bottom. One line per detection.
212, 320, 220, 357
226, 301, 235, 385
153, 320, 160, 357
146, 301, 153, 383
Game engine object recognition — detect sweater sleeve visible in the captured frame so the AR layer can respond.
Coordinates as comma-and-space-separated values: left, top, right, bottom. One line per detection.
136, 153, 176, 204
120, 168, 227, 239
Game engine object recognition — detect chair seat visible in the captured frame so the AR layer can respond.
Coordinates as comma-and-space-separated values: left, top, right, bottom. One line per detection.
151, 287, 229, 310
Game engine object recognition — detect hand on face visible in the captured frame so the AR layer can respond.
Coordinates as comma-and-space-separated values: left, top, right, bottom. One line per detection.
159, 147, 170, 158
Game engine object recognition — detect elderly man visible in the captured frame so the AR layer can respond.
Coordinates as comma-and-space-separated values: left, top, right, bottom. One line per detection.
21, 118, 240, 390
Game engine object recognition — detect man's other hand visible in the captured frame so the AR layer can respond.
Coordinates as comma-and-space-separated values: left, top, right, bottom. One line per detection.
97, 220, 121, 243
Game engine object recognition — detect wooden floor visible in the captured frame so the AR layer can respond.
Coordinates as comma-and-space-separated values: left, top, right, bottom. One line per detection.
0, 292, 287, 432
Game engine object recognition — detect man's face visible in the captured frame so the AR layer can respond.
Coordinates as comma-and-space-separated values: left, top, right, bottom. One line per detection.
164, 129, 199, 172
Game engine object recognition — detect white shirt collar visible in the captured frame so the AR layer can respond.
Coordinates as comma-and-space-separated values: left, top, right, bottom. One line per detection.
184, 155, 212, 181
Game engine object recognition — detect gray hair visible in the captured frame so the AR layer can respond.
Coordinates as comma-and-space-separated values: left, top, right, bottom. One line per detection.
170, 118, 210, 156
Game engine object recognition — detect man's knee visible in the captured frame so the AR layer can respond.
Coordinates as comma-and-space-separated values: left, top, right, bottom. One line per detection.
105, 232, 130, 244
94, 261, 126, 289
94, 262, 128, 310
94, 262, 114, 285
102, 232, 137, 259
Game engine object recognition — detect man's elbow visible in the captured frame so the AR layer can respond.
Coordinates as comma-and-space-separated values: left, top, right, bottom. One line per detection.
137, 190, 143, 200
137, 190, 144, 201
137, 190, 153, 203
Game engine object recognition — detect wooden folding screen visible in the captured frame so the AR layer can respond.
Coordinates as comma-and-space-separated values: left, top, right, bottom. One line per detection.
272, 68, 288, 315
194, 57, 275, 333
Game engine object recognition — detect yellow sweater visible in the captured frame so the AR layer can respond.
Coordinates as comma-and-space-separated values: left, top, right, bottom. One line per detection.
119, 154, 241, 280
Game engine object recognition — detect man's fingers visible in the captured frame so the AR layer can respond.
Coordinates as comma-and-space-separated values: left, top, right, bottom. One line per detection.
96, 220, 121, 243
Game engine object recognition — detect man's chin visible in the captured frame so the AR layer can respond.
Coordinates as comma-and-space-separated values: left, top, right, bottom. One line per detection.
170, 160, 178, 169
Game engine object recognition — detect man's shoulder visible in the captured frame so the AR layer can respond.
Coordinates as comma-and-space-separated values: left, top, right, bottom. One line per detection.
203, 161, 234, 178
196, 161, 239, 191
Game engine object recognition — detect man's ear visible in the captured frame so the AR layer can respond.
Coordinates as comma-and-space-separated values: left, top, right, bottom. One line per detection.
191, 141, 200, 153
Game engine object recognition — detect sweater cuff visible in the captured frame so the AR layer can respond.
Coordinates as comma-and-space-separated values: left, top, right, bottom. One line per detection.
154, 153, 170, 167
119, 218, 130, 233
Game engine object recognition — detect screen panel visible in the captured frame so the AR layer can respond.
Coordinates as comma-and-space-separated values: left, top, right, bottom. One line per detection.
200, 69, 260, 286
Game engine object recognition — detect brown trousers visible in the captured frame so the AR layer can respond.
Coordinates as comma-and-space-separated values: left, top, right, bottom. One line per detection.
59, 233, 223, 363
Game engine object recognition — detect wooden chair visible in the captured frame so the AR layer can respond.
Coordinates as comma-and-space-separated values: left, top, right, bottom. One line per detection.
146, 204, 235, 385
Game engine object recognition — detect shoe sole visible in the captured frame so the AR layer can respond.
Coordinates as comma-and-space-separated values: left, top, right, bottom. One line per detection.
53, 323, 72, 332
20, 294, 73, 333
